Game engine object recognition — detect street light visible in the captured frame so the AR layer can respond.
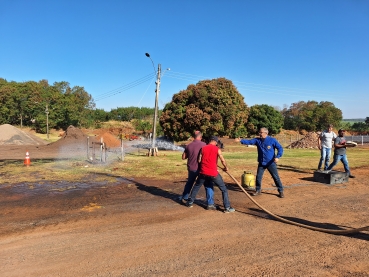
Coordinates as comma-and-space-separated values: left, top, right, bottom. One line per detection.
145, 52, 161, 156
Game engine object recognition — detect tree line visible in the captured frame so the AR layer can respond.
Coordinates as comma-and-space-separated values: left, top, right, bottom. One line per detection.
1, 78, 368, 139
0, 78, 154, 133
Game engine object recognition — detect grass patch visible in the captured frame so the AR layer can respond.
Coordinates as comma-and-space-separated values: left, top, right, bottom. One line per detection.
1, 146, 368, 184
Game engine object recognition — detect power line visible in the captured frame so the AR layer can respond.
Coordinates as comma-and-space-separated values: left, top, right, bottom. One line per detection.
167, 71, 334, 94
94, 72, 156, 101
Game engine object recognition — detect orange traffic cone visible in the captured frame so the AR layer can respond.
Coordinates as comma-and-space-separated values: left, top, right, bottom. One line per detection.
24, 151, 31, 166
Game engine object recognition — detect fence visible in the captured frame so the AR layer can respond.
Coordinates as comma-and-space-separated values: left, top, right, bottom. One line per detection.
347, 135, 369, 145
274, 134, 304, 146
274, 134, 369, 146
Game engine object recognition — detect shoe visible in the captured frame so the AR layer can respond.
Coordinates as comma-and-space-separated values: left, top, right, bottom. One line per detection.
177, 196, 188, 205
252, 190, 261, 196
349, 175, 355, 178
224, 207, 235, 213
206, 205, 216, 210
186, 201, 193, 208
279, 192, 284, 198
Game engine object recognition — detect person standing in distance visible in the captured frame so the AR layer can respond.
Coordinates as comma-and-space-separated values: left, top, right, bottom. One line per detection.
235, 127, 284, 198
180, 131, 214, 207
317, 124, 337, 171
326, 129, 355, 178
187, 136, 235, 213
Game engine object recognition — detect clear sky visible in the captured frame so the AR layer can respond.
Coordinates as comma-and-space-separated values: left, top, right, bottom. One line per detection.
1, 0, 368, 119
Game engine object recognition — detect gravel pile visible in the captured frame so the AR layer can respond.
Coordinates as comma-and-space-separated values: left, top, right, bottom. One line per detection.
0, 124, 47, 145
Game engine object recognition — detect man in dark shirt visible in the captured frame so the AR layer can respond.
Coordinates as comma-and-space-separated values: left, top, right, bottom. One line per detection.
326, 129, 355, 178
180, 131, 214, 208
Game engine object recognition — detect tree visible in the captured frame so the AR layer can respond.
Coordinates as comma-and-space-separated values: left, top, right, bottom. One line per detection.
132, 119, 152, 135
351, 122, 369, 134
159, 78, 249, 141
365, 117, 369, 125
247, 104, 283, 135
282, 101, 342, 132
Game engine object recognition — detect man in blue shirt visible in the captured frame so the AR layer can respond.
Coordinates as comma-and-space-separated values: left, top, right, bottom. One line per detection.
236, 127, 284, 198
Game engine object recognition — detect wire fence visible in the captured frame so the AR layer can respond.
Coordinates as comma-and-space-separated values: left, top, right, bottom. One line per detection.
274, 134, 369, 146
274, 134, 304, 146
346, 135, 369, 144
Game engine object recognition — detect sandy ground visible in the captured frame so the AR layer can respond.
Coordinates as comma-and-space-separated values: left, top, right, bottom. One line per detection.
1, 149, 369, 277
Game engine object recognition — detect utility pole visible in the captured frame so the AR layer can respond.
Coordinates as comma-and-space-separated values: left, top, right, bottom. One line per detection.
151, 63, 161, 151
45, 104, 49, 139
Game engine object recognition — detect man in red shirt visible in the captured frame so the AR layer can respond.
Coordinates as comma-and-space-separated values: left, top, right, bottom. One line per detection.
186, 136, 235, 213
180, 131, 214, 207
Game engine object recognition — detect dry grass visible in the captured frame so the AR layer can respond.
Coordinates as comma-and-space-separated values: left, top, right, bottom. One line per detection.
1, 146, 368, 184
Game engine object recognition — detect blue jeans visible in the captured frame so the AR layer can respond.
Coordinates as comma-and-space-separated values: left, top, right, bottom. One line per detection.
327, 154, 350, 174
181, 170, 214, 205
189, 173, 231, 209
256, 163, 283, 193
318, 147, 332, 170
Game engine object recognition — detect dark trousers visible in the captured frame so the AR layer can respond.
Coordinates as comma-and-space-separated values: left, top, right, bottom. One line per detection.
189, 173, 231, 209
256, 163, 283, 193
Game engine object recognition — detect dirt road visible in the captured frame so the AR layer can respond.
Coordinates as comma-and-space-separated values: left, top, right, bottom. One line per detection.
1, 163, 369, 276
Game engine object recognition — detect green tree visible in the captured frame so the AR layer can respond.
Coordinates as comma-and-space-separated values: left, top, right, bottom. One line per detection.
282, 101, 342, 132
247, 104, 283, 135
159, 78, 249, 141
132, 119, 152, 134
109, 107, 155, 121
351, 122, 369, 134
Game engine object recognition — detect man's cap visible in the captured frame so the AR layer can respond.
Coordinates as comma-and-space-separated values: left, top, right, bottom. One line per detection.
210, 136, 219, 142
338, 129, 346, 132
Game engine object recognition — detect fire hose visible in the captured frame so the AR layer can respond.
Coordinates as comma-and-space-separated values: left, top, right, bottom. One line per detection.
223, 169, 369, 235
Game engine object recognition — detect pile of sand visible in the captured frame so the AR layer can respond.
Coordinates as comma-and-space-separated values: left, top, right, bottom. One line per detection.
287, 132, 319, 149
0, 124, 47, 145
50, 125, 88, 147
95, 132, 121, 148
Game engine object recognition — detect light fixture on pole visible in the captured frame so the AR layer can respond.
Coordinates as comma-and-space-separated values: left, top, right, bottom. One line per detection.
145, 52, 161, 156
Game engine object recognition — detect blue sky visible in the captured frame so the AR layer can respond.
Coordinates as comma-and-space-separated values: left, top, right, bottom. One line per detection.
1, 0, 368, 119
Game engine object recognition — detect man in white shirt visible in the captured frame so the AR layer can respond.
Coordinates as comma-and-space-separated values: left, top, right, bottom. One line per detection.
317, 124, 337, 171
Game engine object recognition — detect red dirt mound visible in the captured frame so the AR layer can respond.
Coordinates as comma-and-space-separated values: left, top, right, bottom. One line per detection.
95, 132, 121, 148
50, 125, 88, 146
287, 132, 319, 149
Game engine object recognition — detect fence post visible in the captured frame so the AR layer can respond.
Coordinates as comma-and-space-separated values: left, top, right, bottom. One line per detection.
121, 137, 124, 161
87, 137, 89, 160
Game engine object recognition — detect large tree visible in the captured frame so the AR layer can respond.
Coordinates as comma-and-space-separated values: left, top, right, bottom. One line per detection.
247, 104, 283, 135
282, 101, 342, 132
159, 78, 249, 141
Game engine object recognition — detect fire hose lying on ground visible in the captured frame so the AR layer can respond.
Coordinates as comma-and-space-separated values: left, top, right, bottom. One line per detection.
223, 169, 369, 235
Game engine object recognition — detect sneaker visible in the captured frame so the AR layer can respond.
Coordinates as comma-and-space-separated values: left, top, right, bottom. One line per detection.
349, 175, 355, 178
206, 205, 216, 210
252, 190, 261, 196
186, 201, 193, 208
224, 207, 235, 213
279, 191, 284, 198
